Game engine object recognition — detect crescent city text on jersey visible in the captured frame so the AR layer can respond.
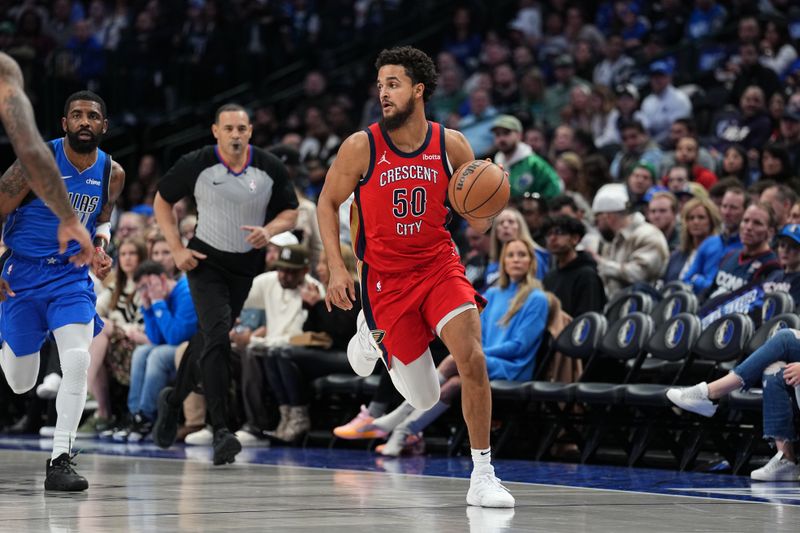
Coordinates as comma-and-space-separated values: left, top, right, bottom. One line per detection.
379, 165, 439, 186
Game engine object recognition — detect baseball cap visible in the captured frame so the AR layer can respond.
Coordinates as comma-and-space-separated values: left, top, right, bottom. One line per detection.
273, 244, 310, 270
491, 115, 523, 133
269, 231, 299, 247
782, 106, 800, 122
779, 224, 800, 245
642, 185, 669, 203
649, 60, 673, 76
615, 83, 639, 100
592, 183, 629, 213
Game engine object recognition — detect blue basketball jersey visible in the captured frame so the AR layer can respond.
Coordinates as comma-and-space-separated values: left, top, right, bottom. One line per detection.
3, 138, 110, 258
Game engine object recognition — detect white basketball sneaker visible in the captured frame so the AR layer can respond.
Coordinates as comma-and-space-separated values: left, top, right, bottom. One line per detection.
666, 382, 718, 417
466, 466, 515, 508
347, 311, 381, 377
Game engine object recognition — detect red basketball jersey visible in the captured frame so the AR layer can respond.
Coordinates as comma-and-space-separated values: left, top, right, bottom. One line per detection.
351, 121, 455, 273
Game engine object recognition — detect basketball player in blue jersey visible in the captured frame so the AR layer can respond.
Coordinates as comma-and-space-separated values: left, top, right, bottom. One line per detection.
0, 90, 125, 491
0, 53, 93, 269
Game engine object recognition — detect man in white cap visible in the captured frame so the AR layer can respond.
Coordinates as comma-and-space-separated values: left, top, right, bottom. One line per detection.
591, 183, 669, 298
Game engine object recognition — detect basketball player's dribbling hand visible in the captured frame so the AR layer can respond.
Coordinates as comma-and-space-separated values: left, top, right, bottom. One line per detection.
325, 265, 356, 312
174, 246, 207, 272
0, 278, 15, 302
58, 216, 93, 267
92, 248, 113, 280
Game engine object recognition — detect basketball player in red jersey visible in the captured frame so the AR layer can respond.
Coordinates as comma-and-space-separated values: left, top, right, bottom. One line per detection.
317, 46, 514, 508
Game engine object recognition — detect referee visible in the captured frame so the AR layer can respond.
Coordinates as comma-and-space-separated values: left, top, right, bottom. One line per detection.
153, 103, 298, 464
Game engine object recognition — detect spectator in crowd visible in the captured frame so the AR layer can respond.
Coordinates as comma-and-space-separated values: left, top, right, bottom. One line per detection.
150, 235, 180, 279
79, 237, 148, 436
660, 118, 717, 173
730, 41, 782, 106
667, 325, 800, 481
542, 215, 606, 316
640, 61, 692, 145
429, 66, 467, 123
713, 86, 773, 153
685, 0, 727, 40
463, 225, 492, 293
760, 142, 800, 191
673, 136, 718, 190
543, 54, 589, 127
548, 124, 575, 162
487, 207, 548, 285
647, 191, 681, 251
591, 183, 670, 298
491, 63, 520, 113
662, 197, 721, 283
764, 223, 800, 304
370, 238, 550, 456
760, 19, 797, 75
593, 34, 634, 89
609, 119, 663, 181
791, 200, 800, 225
590, 85, 621, 148
458, 87, 499, 158
614, 84, 645, 130
760, 183, 797, 228
491, 114, 561, 200
114, 260, 198, 442
241, 244, 327, 443
518, 67, 546, 124
517, 192, 549, 246
548, 194, 600, 252
626, 163, 657, 214
718, 144, 750, 183
775, 106, 800, 175
681, 186, 747, 293
554, 151, 593, 216
706, 203, 780, 300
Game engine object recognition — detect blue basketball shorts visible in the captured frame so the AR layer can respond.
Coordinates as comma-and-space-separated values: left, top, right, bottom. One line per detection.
0, 252, 103, 356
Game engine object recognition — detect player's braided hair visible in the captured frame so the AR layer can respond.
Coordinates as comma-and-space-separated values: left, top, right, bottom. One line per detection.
375, 46, 438, 102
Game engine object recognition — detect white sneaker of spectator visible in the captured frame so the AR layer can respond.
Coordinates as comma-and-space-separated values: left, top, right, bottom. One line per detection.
235, 427, 270, 448
750, 451, 800, 481
36, 373, 61, 400
666, 382, 717, 417
185, 426, 214, 446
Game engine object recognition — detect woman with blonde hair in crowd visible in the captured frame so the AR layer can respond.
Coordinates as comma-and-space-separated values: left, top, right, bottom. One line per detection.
369, 237, 554, 456
79, 237, 149, 436
487, 207, 549, 284
662, 196, 722, 282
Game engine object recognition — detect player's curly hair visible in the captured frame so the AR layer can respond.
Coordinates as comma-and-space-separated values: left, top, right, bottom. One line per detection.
375, 46, 438, 102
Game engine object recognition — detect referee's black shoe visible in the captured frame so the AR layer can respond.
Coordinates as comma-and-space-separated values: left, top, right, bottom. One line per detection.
45, 453, 88, 491
153, 386, 180, 449
213, 429, 242, 466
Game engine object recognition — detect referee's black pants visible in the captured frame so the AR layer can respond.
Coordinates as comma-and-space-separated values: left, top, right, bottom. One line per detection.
181, 260, 253, 432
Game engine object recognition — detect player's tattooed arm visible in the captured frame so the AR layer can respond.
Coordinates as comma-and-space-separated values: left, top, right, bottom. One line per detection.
0, 159, 32, 216
0, 53, 74, 223
94, 161, 125, 249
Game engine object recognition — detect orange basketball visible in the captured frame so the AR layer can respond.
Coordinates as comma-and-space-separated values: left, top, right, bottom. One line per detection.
448, 160, 510, 219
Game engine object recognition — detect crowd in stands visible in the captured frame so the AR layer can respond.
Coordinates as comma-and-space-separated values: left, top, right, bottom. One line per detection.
1, 0, 800, 473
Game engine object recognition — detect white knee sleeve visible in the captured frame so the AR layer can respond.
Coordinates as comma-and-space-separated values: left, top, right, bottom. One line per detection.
0, 343, 40, 394
388, 349, 440, 411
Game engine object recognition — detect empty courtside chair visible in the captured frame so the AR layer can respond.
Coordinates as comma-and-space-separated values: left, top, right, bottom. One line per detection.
528, 312, 608, 460
604, 291, 654, 325
572, 312, 654, 462
624, 313, 702, 466
650, 291, 698, 328
726, 313, 800, 473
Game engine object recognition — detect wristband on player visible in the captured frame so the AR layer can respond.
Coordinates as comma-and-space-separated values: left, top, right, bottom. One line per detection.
94, 222, 111, 250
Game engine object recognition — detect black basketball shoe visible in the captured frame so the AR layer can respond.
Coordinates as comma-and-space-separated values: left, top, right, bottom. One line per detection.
45, 453, 88, 491
153, 387, 180, 449
212, 429, 242, 466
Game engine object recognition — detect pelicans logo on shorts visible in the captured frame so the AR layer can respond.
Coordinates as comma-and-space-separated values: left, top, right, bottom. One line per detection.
371, 329, 386, 344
